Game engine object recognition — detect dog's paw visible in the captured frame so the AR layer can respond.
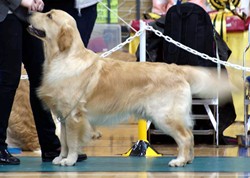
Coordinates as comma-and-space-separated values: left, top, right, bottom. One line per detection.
59, 158, 77, 166
52, 156, 63, 165
168, 158, 187, 167
187, 159, 193, 164
187, 156, 194, 164
187, 150, 194, 164
92, 130, 102, 139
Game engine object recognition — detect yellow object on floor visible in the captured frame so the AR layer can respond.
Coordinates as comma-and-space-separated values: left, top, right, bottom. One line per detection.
123, 119, 162, 157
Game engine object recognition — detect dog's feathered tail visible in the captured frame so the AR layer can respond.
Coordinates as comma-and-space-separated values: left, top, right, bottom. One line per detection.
182, 66, 236, 103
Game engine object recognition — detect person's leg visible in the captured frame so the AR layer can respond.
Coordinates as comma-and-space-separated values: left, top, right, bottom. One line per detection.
22, 22, 61, 154
0, 14, 22, 165
67, 4, 98, 46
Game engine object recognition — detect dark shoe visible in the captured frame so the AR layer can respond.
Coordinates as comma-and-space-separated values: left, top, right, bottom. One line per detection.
0, 149, 20, 165
42, 150, 87, 162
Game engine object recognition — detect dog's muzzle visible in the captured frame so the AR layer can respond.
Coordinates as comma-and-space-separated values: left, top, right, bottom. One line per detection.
27, 25, 46, 38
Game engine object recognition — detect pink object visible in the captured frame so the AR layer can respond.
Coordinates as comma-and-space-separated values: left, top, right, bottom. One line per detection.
152, 0, 175, 15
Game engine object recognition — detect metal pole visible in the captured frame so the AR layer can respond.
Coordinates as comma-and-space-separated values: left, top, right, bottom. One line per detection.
243, 24, 250, 147
107, 0, 111, 23
123, 20, 161, 157
136, 0, 140, 20
139, 20, 146, 62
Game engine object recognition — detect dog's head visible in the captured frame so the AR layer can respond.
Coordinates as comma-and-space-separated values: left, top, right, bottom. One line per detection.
27, 9, 77, 52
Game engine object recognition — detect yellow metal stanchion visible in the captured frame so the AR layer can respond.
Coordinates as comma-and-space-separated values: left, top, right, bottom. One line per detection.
123, 21, 161, 157
123, 20, 162, 156
123, 119, 162, 157
138, 119, 147, 141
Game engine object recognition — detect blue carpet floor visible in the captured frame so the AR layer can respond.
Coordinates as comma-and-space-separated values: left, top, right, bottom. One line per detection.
0, 156, 250, 172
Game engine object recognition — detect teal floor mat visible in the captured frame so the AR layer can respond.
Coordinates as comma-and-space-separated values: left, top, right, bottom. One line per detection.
0, 156, 250, 172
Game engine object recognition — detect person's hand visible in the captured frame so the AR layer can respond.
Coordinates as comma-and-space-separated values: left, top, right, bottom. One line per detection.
20, 0, 44, 11
20, 0, 35, 11
34, 0, 44, 12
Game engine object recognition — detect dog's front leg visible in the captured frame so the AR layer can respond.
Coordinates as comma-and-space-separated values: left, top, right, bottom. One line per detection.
59, 118, 79, 166
52, 122, 68, 165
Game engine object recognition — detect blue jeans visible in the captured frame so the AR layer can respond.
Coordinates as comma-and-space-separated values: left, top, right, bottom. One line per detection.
0, 14, 60, 152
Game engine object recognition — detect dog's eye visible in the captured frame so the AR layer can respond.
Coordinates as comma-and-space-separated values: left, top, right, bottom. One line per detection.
47, 14, 52, 19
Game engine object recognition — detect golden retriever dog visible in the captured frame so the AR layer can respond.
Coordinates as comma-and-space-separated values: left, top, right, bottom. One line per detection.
27, 10, 233, 167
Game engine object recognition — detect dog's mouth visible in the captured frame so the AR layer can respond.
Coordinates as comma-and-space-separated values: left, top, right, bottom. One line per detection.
27, 25, 46, 38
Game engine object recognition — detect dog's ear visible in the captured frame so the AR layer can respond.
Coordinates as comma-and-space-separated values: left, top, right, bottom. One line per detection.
57, 25, 73, 52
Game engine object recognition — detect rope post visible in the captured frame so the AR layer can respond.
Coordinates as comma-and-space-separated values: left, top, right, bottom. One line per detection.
243, 24, 250, 147
138, 120, 147, 141
123, 21, 161, 157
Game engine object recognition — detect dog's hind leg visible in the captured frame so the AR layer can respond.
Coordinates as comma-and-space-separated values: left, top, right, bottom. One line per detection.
157, 118, 194, 167
187, 128, 194, 164
169, 124, 194, 167
155, 117, 194, 167
151, 91, 194, 167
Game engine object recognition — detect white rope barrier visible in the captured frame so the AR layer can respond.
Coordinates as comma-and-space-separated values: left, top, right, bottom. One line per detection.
145, 25, 250, 72
98, 0, 250, 72
100, 22, 250, 72
97, 0, 138, 33
100, 28, 144, 58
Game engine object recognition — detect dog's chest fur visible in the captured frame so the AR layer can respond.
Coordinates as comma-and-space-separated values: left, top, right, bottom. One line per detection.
38, 55, 104, 118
